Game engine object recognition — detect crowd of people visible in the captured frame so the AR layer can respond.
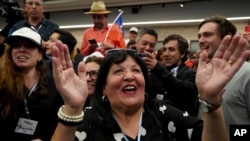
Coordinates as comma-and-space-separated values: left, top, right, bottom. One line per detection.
0, 0, 250, 141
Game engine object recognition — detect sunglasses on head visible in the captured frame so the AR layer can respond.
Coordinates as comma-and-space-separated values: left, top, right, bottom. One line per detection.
105, 49, 148, 58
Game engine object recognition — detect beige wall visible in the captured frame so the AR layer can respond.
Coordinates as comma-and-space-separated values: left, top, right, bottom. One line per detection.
66, 21, 248, 51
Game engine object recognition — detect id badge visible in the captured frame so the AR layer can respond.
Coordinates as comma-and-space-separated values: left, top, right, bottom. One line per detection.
156, 94, 164, 100
15, 118, 38, 135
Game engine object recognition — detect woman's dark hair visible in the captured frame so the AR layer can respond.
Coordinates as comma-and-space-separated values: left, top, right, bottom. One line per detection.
53, 28, 77, 55
91, 49, 150, 129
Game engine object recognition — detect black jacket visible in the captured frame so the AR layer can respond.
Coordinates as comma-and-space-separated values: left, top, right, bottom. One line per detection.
150, 62, 199, 116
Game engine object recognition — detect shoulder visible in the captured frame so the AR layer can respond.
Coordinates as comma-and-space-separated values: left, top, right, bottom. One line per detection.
240, 62, 250, 71
233, 62, 250, 78
42, 18, 59, 27
85, 27, 94, 32
12, 20, 26, 29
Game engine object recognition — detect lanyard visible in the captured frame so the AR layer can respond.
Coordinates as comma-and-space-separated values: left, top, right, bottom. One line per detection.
31, 24, 42, 32
24, 82, 38, 119
113, 112, 143, 141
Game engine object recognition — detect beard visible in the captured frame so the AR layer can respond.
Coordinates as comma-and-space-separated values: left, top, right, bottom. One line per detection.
94, 23, 104, 30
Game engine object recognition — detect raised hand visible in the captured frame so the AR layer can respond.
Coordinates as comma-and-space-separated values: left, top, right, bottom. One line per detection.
51, 40, 88, 110
196, 34, 250, 102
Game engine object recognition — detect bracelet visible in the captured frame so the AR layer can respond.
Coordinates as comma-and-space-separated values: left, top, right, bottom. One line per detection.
57, 105, 84, 126
198, 93, 223, 113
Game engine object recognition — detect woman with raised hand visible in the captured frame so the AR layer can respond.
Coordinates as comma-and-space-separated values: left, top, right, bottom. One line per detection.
51, 34, 250, 141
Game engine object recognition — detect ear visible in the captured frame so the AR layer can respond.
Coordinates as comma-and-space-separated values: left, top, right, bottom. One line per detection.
181, 53, 185, 59
38, 52, 43, 61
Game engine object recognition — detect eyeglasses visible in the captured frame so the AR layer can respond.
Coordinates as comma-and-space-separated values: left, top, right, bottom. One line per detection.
86, 70, 99, 79
26, 2, 42, 6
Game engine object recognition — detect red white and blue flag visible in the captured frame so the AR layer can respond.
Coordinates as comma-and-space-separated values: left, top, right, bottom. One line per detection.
115, 10, 124, 37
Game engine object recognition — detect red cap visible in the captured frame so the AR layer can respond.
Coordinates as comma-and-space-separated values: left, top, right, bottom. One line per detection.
245, 25, 250, 32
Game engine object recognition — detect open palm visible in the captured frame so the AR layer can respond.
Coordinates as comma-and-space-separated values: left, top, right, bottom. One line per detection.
196, 35, 250, 101
52, 41, 88, 109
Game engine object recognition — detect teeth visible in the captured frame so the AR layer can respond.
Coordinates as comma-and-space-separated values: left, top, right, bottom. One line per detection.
124, 86, 135, 90
18, 56, 28, 59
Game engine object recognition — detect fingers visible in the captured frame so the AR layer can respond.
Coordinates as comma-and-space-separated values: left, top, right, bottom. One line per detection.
51, 43, 62, 83
55, 40, 73, 70
78, 61, 87, 82
230, 37, 250, 73
197, 50, 209, 70
222, 34, 241, 63
214, 34, 248, 66
213, 35, 232, 60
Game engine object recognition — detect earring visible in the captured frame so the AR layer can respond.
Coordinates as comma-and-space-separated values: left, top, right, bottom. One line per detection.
145, 92, 148, 100
102, 95, 108, 102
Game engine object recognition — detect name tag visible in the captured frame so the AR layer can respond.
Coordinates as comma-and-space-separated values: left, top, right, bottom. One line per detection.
15, 118, 38, 135
156, 94, 164, 100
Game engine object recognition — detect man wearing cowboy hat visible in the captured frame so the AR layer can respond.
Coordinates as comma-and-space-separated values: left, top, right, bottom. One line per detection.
80, 1, 126, 56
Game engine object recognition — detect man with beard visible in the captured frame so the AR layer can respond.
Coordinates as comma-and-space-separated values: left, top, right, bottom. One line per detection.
80, 1, 126, 56
9, 0, 59, 49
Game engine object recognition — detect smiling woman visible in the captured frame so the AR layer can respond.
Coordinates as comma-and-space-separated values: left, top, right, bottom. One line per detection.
0, 27, 63, 141
51, 33, 250, 140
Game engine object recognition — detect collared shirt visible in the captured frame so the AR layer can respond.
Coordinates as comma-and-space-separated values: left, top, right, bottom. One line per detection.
10, 18, 59, 41
80, 24, 126, 55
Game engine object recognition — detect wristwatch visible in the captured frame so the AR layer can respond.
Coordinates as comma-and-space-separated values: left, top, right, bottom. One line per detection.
198, 95, 222, 113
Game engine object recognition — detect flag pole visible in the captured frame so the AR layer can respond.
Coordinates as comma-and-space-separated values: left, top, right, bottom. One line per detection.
104, 9, 124, 42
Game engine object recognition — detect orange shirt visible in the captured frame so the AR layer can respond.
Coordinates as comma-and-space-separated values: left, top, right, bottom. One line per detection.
80, 24, 126, 55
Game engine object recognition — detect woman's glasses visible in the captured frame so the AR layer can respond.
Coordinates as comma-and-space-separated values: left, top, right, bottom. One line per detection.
86, 70, 99, 79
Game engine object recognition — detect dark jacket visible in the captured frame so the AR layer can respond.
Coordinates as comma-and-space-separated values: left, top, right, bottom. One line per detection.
0, 69, 63, 141
74, 100, 202, 141
10, 18, 59, 41
150, 62, 199, 116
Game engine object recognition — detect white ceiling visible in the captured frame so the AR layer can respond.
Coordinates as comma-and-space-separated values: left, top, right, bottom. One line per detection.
43, 0, 197, 12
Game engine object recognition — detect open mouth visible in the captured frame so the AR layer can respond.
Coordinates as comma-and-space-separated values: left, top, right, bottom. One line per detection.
122, 85, 136, 93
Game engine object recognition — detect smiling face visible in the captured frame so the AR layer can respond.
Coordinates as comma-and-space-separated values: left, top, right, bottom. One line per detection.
85, 62, 100, 95
92, 14, 107, 30
136, 34, 156, 53
162, 40, 183, 66
11, 39, 42, 70
45, 32, 60, 55
198, 22, 222, 59
103, 56, 145, 111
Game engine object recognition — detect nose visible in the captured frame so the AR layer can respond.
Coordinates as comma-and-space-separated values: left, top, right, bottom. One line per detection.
18, 45, 26, 51
163, 49, 170, 56
123, 71, 134, 82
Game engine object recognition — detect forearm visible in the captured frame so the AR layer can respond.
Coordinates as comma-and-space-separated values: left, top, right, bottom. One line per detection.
51, 123, 77, 141
202, 107, 227, 141
51, 105, 83, 141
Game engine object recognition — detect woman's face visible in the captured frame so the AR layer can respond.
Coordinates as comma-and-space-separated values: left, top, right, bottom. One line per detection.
103, 56, 145, 111
11, 40, 42, 69
85, 62, 100, 96
44, 32, 60, 55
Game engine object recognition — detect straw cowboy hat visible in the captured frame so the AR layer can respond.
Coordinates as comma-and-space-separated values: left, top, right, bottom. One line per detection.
85, 1, 111, 14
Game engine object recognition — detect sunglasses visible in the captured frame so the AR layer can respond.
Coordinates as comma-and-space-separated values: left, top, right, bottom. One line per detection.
105, 49, 148, 58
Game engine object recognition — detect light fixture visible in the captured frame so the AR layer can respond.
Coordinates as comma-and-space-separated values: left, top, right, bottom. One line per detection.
180, 2, 184, 8
58, 16, 250, 29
